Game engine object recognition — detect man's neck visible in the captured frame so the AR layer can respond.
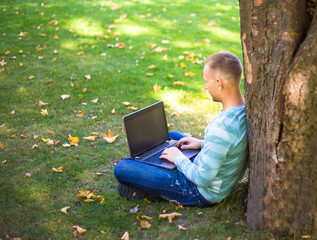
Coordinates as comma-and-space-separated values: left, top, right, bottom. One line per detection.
221, 89, 245, 112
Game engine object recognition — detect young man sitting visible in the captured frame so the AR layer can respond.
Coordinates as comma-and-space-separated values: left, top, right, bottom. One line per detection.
114, 52, 248, 207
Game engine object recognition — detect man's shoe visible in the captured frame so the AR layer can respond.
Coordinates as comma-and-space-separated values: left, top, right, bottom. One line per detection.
117, 183, 162, 202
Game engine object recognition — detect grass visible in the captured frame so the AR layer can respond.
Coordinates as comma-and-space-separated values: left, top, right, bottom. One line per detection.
0, 0, 279, 239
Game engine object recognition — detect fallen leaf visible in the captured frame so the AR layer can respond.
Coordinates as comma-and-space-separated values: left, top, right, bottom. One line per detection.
178, 225, 187, 231
53, 35, 59, 40
159, 212, 182, 223
146, 73, 153, 77
47, 139, 54, 146
49, 130, 54, 135
91, 98, 98, 103
52, 166, 63, 172
29, 75, 35, 79
129, 205, 139, 213
60, 206, 70, 214
140, 220, 151, 229
103, 129, 119, 143
173, 81, 185, 86
62, 143, 71, 147
301, 235, 311, 239
83, 136, 97, 141
76, 110, 84, 117
61, 94, 71, 100
162, 54, 168, 60
10, 110, 15, 115
127, 106, 137, 111
41, 109, 48, 115
0, 142, 5, 148
82, 88, 87, 93
100, 230, 106, 234
167, 74, 174, 78
31, 144, 38, 150
122, 102, 130, 106
153, 83, 161, 92
25, 172, 32, 177
73, 225, 87, 234
111, 108, 116, 114
148, 65, 156, 69
180, 62, 187, 68
153, 46, 167, 52
77, 51, 84, 55
141, 215, 152, 220
121, 232, 129, 240
11, 135, 17, 138
69, 136, 79, 146
39, 100, 49, 106
184, 71, 196, 77
85, 74, 91, 80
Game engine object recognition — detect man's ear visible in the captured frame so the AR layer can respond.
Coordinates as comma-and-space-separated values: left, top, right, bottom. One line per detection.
216, 77, 224, 90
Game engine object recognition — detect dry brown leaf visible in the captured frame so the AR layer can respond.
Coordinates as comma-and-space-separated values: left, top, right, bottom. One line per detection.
140, 220, 152, 229
159, 212, 182, 223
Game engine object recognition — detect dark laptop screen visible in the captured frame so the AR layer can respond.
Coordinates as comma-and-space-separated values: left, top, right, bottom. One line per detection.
123, 101, 169, 158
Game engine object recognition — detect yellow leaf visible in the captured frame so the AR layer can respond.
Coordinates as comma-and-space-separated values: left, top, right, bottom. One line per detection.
153, 83, 161, 92
301, 235, 311, 239
146, 73, 153, 77
184, 71, 196, 77
122, 101, 130, 105
82, 88, 87, 93
77, 51, 84, 55
84, 199, 95, 202
173, 81, 185, 86
39, 100, 49, 106
11, 135, 17, 138
180, 62, 187, 68
0, 142, 5, 148
148, 65, 156, 69
91, 98, 98, 103
77, 190, 91, 197
140, 220, 151, 229
60, 206, 70, 214
141, 215, 152, 220
121, 232, 129, 240
53, 35, 59, 40
127, 106, 137, 111
49, 130, 54, 135
69, 136, 79, 146
159, 212, 182, 223
29, 75, 35, 79
52, 166, 63, 172
41, 109, 48, 115
42, 138, 50, 142
73, 225, 87, 234
194, 42, 202, 46
167, 74, 174, 78
83, 136, 97, 141
116, 42, 125, 48
103, 129, 119, 143
162, 54, 168, 60
61, 94, 71, 100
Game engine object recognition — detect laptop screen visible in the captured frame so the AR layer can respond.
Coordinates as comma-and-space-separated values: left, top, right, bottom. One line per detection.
123, 101, 169, 158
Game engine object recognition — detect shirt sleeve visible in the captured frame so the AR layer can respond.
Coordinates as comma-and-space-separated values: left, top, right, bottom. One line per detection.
174, 124, 232, 187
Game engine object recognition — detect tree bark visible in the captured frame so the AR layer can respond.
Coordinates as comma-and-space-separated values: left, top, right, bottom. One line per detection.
239, 0, 317, 236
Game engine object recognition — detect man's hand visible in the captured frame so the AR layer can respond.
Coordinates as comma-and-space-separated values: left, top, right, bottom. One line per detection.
176, 137, 202, 150
159, 147, 183, 163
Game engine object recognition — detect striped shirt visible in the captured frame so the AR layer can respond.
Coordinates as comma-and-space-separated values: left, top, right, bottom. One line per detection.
174, 104, 248, 203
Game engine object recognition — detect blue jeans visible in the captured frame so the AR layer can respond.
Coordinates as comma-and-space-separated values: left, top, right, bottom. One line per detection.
114, 132, 215, 207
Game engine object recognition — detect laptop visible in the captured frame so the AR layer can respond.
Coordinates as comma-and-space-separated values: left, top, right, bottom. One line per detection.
123, 101, 200, 170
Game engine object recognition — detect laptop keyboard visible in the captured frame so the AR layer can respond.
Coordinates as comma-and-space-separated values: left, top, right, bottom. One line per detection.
142, 149, 166, 164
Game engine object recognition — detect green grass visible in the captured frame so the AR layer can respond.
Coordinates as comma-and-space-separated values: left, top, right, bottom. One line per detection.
0, 0, 278, 239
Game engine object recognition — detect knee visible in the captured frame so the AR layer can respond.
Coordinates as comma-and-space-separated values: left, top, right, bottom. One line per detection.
114, 159, 132, 181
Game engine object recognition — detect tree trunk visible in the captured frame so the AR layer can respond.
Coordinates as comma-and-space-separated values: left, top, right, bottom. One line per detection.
239, 0, 317, 236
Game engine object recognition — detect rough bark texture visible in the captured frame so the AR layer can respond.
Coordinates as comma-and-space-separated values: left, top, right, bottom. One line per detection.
239, 0, 317, 236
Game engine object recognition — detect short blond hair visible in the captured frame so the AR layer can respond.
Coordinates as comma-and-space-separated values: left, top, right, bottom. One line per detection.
205, 52, 242, 84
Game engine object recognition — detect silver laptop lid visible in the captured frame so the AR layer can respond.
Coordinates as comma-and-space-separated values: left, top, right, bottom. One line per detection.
123, 101, 169, 158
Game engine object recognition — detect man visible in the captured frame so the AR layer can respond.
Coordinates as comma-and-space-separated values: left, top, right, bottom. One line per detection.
114, 52, 248, 207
